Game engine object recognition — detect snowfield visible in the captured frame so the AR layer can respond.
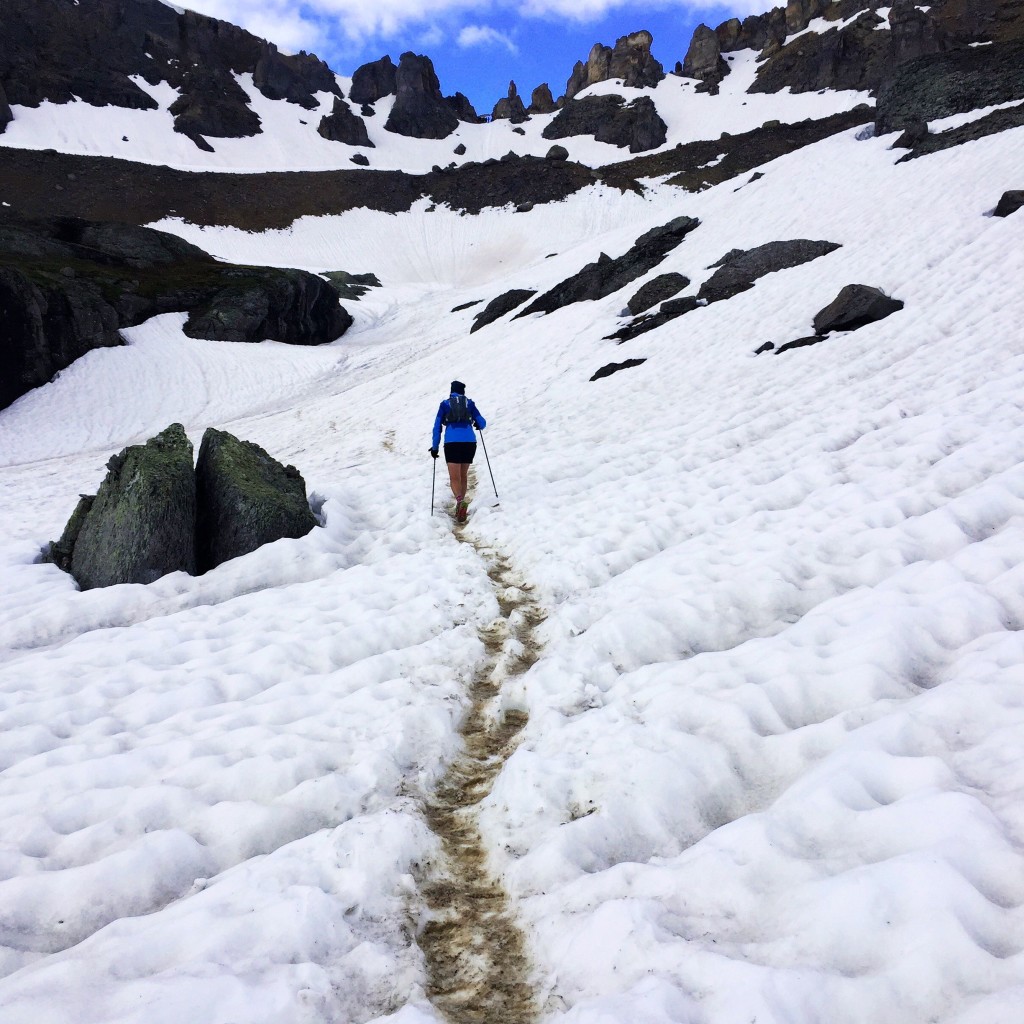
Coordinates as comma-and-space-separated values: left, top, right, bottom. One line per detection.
2, 47, 1024, 1024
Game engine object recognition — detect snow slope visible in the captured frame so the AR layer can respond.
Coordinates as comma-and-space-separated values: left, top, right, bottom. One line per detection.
2, 64, 1024, 1024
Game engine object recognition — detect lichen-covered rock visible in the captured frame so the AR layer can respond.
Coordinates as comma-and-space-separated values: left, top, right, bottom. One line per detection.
69, 424, 196, 589
384, 52, 458, 139
812, 284, 904, 333
626, 273, 690, 315
317, 97, 373, 147
516, 215, 699, 318
43, 494, 94, 571
195, 428, 316, 572
698, 239, 841, 303
470, 289, 537, 333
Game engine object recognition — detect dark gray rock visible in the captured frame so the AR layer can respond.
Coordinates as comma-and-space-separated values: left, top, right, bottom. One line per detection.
785, 0, 829, 34
0, 82, 12, 133
891, 118, 929, 148
69, 424, 197, 589
349, 56, 397, 105
43, 494, 94, 571
451, 299, 482, 312
565, 31, 664, 100
317, 97, 373, 147
627, 273, 690, 315
545, 144, 569, 161
715, 11, 788, 53
896, 102, 1024, 160
889, 0, 946, 65
812, 284, 903, 333
195, 428, 316, 572
605, 296, 700, 342
350, 153, 370, 166
516, 215, 699, 318
470, 289, 537, 333
384, 52, 458, 139
320, 270, 381, 300
183, 270, 352, 344
776, 334, 825, 353
682, 25, 729, 94
454, 143, 467, 155
446, 92, 483, 123
590, 358, 647, 381
994, 190, 1024, 216
876, 41, 1024, 134
492, 81, 529, 123
698, 239, 841, 303
169, 68, 262, 146
543, 94, 666, 153
529, 84, 557, 114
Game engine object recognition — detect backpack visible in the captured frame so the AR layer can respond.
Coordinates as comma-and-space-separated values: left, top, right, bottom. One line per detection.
445, 394, 472, 426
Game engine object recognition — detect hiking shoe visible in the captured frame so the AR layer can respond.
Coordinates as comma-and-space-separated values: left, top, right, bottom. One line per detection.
456, 497, 468, 523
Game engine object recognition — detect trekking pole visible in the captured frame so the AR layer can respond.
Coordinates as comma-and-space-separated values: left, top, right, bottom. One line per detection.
478, 429, 499, 500
431, 453, 437, 515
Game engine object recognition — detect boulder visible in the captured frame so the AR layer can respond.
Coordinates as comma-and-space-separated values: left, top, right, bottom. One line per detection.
43, 495, 94, 572
317, 97, 373, 147
492, 81, 529, 123
812, 284, 904, 333
698, 239, 841, 303
682, 25, 729, 94
516, 215, 699, 318
454, 143, 467, 155
545, 144, 569, 161
183, 270, 352, 344
626, 272, 690, 315
349, 55, 397, 105
68, 424, 197, 589
350, 153, 370, 166
384, 52, 459, 139
195, 428, 316, 572
470, 289, 537, 333
542, 94, 667, 153
994, 190, 1024, 217
529, 84, 558, 114
875, 41, 1024, 134
590, 358, 647, 381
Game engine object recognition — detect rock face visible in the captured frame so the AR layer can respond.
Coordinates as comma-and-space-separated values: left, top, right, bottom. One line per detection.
875, 41, 1024, 133
994, 190, 1024, 217
565, 31, 665, 101
0, 0, 340, 145
65, 425, 197, 590
516, 216, 699, 318
183, 271, 353, 345
470, 289, 537, 333
682, 25, 730, 94
627, 273, 690, 315
446, 92, 483, 123
350, 56, 397, 105
0, 218, 351, 409
812, 283, 904, 333
195, 428, 316, 573
385, 52, 459, 139
317, 97, 373, 147
0, 82, 13, 131
492, 81, 529, 123
542, 94, 667, 152
698, 239, 841, 302
529, 84, 558, 114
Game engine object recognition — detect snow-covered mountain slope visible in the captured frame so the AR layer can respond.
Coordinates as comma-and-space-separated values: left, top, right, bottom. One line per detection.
3, 2, 1024, 1023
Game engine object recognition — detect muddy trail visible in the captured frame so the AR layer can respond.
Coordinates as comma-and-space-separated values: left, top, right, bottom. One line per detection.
417, 532, 545, 1024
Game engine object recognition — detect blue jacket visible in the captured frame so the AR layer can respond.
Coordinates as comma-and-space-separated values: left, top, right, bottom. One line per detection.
432, 394, 486, 448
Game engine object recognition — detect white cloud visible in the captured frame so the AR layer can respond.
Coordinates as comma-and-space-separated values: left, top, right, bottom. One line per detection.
457, 25, 519, 53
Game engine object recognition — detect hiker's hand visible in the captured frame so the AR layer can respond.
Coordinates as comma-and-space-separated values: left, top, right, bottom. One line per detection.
429, 447, 438, 459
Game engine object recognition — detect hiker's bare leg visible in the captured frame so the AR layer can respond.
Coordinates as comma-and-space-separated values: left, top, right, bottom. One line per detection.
459, 464, 470, 498
447, 462, 462, 498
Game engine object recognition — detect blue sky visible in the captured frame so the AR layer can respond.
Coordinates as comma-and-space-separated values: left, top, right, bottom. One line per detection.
179, 1, 762, 113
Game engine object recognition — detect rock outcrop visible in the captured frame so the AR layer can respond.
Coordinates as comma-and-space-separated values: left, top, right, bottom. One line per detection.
698, 239, 841, 302
626, 273, 690, 315
447, 92, 483, 123
605, 296, 701, 342
0, 218, 350, 409
385, 52, 459, 139
55, 425, 197, 590
317, 97, 373, 147
682, 25, 730, 94
543, 94, 667, 152
590, 358, 647, 381
565, 31, 665, 101
0, 0, 340, 146
350, 56, 397, 105
492, 82, 529, 123
529, 84, 558, 114
195, 428, 317, 572
994, 190, 1024, 217
515, 216, 699, 319
470, 289, 537, 333
812, 283, 904, 333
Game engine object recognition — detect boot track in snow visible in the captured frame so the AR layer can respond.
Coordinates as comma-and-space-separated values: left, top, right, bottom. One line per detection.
417, 532, 543, 1024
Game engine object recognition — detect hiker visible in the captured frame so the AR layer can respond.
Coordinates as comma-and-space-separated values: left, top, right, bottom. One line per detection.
430, 380, 486, 522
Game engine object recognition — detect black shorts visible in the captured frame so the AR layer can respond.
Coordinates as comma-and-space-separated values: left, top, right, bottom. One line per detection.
444, 441, 477, 464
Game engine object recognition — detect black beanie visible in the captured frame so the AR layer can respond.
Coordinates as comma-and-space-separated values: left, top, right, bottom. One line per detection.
450, 380, 466, 394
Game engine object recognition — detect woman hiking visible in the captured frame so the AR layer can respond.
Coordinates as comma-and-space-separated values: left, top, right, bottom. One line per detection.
430, 380, 486, 523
